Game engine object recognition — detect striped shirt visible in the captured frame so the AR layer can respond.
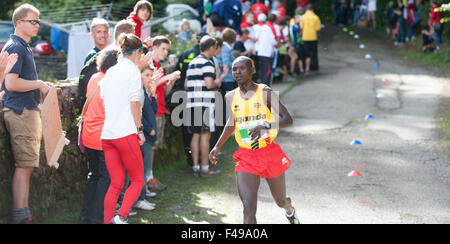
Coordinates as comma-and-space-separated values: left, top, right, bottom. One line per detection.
186, 54, 216, 109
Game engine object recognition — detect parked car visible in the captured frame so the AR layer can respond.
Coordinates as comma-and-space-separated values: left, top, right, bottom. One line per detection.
162, 4, 202, 33
0, 21, 54, 56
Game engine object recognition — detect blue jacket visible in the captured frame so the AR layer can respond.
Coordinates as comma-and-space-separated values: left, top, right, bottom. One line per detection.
141, 89, 158, 144
212, 0, 242, 34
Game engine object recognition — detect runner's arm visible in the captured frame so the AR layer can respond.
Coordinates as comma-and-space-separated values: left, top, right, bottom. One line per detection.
264, 86, 293, 129
210, 92, 235, 164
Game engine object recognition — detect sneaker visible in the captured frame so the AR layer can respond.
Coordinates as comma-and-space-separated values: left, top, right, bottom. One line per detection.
146, 189, 157, 198
116, 206, 137, 216
286, 207, 301, 224
110, 215, 128, 224
201, 168, 221, 176
18, 216, 39, 224
148, 178, 167, 191
133, 200, 155, 211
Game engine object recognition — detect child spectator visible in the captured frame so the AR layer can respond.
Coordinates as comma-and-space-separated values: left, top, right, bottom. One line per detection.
178, 19, 192, 48
133, 65, 164, 211
127, 0, 153, 39
429, 0, 442, 51
278, 18, 294, 82
291, 10, 306, 75
151, 36, 181, 191
386, 1, 397, 39
394, 0, 407, 45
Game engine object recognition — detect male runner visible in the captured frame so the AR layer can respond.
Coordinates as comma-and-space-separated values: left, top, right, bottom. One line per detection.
209, 56, 300, 224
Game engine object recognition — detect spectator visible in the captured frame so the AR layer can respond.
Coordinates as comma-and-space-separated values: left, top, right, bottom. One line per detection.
272, 0, 287, 24
277, 18, 294, 82
291, 8, 306, 75
218, 28, 238, 94
78, 19, 136, 101
0, 52, 18, 100
406, 0, 417, 41
151, 36, 181, 191
251, 0, 269, 23
429, 0, 442, 51
174, 32, 209, 167
211, 0, 243, 34
300, 4, 321, 74
78, 47, 120, 224
100, 33, 146, 224
233, 28, 251, 57
84, 18, 110, 65
394, 0, 407, 45
267, 13, 280, 82
127, 0, 153, 39
178, 19, 192, 47
254, 13, 277, 86
185, 36, 221, 176
133, 65, 164, 211
241, 10, 255, 30
353, 0, 362, 27
386, 1, 397, 38
2, 3, 52, 224
367, 0, 377, 30
421, 26, 436, 53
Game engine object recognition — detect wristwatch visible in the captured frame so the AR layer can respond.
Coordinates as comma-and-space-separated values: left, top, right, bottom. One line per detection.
137, 126, 144, 133
264, 122, 271, 129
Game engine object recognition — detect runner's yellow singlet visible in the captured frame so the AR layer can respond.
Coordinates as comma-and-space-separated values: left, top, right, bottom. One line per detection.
232, 84, 278, 150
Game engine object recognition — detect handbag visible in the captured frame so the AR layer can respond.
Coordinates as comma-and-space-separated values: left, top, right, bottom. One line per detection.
77, 85, 100, 153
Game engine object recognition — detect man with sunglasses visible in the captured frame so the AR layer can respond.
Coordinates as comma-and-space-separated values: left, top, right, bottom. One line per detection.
1, 3, 52, 224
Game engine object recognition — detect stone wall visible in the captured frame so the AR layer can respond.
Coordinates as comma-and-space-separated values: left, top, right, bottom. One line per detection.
0, 78, 184, 223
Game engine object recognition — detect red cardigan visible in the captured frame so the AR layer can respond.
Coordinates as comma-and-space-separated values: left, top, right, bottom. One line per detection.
127, 13, 143, 38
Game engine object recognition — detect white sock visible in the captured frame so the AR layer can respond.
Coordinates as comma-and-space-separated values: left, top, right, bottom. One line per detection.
201, 165, 209, 172
193, 165, 200, 171
149, 170, 154, 180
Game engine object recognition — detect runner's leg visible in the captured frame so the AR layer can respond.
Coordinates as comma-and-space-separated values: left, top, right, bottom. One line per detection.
265, 173, 294, 215
236, 172, 261, 224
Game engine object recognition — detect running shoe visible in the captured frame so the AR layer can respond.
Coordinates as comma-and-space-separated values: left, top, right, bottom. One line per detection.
148, 178, 167, 191
110, 215, 128, 224
133, 200, 155, 211
286, 207, 301, 224
146, 189, 157, 198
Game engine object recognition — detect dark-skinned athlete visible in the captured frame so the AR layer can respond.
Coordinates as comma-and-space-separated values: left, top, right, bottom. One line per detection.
209, 56, 300, 224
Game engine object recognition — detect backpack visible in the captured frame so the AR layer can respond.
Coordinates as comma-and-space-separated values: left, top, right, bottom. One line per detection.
78, 54, 98, 101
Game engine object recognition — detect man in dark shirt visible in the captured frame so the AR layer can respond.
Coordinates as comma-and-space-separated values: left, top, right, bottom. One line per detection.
83, 18, 110, 65
1, 3, 52, 224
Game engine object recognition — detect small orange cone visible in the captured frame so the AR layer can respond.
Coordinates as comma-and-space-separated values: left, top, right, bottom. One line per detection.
348, 170, 362, 177
382, 77, 389, 83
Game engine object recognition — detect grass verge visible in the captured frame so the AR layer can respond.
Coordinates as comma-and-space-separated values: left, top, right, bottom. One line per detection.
41, 139, 239, 224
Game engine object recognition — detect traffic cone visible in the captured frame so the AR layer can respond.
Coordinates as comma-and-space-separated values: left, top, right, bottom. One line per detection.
350, 139, 362, 145
365, 114, 374, 120
348, 170, 363, 177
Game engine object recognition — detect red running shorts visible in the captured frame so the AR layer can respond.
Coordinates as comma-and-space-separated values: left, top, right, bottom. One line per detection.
233, 142, 291, 179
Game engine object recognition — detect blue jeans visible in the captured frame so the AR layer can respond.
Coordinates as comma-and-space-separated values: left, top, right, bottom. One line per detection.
138, 140, 154, 201
79, 148, 110, 224
353, 9, 360, 26
398, 19, 406, 43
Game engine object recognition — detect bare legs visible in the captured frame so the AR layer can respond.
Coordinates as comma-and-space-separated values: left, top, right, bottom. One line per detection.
236, 172, 293, 224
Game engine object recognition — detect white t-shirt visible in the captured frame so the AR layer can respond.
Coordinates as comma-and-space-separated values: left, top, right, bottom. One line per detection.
253, 24, 277, 58
368, 0, 377, 12
100, 58, 143, 140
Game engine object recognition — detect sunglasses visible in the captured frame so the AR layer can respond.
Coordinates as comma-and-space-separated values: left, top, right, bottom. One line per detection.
19, 19, 40, 25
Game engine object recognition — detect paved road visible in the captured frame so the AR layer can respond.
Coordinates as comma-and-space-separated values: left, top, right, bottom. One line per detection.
251, 26, 450, 224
